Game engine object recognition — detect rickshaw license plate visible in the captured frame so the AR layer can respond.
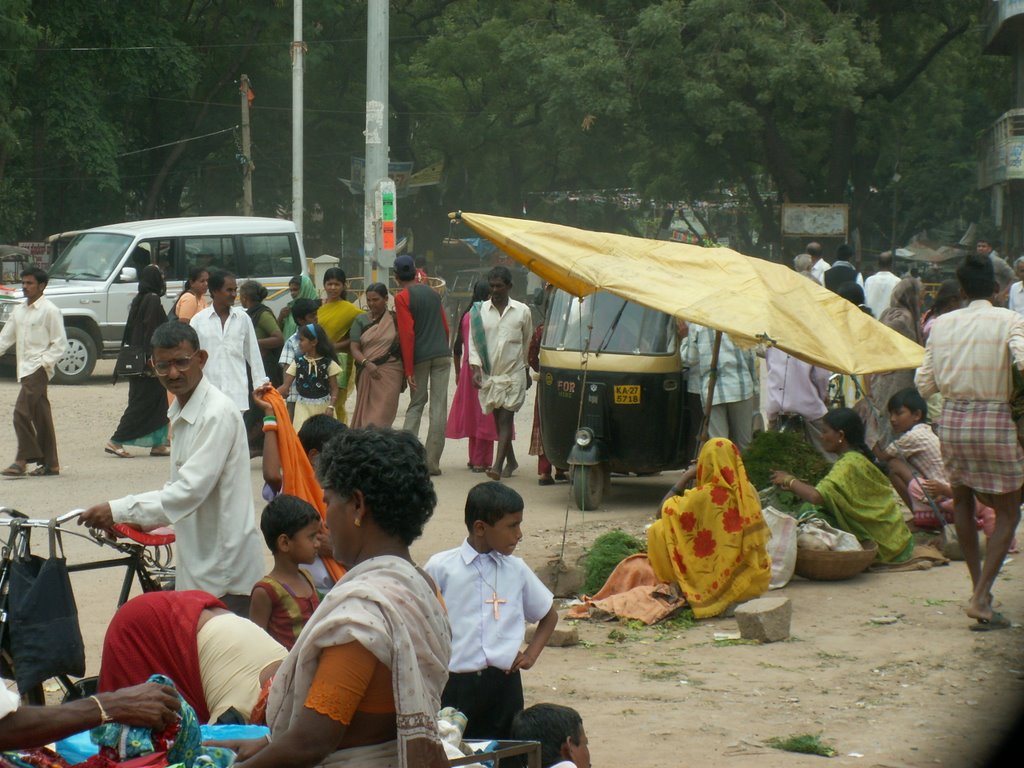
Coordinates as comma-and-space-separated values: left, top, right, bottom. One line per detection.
614, 385, 641, 404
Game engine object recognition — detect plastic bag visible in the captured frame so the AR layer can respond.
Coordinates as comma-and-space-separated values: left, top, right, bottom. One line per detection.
762, 505, 797, 589
796, 518, 862, 552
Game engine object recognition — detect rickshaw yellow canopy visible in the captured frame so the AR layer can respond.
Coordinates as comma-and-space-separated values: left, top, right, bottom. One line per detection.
452, 212, 924, 376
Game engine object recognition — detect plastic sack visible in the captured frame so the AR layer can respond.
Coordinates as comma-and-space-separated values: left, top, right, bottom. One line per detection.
762, 505, 797, 589
796, 518, 862, 552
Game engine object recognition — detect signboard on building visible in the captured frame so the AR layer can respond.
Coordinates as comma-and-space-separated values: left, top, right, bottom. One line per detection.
780, 204, 849, 238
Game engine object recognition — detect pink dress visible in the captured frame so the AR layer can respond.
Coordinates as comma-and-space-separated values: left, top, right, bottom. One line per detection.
446, 314, 499, 442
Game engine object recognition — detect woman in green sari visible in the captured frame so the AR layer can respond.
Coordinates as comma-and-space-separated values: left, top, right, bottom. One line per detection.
317, 267, 364, 424
770, 407, 913, 563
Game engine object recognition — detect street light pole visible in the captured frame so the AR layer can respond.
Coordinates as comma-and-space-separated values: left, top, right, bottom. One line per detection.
363, 0, 389, 284
292, 0, 304, 238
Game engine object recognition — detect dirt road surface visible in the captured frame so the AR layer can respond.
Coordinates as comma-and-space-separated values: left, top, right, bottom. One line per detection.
1, 361, 1021, 766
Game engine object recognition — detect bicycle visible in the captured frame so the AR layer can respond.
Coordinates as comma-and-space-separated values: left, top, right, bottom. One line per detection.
0, 507, 175, 704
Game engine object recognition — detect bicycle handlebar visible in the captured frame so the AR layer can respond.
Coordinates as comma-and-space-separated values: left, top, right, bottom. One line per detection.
0, 508, 83, 527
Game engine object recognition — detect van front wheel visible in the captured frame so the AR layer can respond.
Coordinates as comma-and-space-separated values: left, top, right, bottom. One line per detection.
53, 327, 97, 385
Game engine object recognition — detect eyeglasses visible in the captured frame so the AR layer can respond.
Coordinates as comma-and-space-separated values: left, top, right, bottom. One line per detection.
151, 353, 197, 375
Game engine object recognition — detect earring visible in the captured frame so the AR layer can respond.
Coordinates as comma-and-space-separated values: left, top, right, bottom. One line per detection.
354, 516, 362, 528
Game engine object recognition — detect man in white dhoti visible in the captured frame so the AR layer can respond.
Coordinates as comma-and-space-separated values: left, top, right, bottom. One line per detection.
468, 266, 533, 481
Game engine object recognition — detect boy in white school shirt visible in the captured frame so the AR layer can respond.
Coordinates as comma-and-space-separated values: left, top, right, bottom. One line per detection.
424, 481, 558, 740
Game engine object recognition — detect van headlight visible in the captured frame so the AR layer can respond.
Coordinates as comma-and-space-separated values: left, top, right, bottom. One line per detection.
575, 428, 593, 447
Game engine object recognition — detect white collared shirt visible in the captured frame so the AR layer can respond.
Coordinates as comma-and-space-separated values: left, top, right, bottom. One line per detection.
424, 539, 553, 673
809, 259, 830, 285
863, 270, 902, 318
1008, 280, 1024, 316
467, 297, 533, 376
0, 296, 67, 380
109, 377, 265, 596
190, 305, 267, 410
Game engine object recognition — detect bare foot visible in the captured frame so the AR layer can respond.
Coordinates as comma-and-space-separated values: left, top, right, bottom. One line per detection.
966, 595, 994, 622
485, 468, 501, 481
502, 460, 518, 478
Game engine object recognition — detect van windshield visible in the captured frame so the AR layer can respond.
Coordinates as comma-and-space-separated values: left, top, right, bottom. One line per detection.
542, 289, 677, 355
48, 233, 134, 281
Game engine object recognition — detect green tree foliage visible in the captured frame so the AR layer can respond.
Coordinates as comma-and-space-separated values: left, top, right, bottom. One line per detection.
0, 0, 1010, 263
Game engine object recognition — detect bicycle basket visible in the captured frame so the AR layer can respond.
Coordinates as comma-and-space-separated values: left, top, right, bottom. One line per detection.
8, 519, 86, 691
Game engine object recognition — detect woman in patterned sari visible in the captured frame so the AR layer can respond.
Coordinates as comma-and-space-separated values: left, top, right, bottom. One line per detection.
349, 283, 403, 428
317, 268, 363, 424
647, 438, 771, 618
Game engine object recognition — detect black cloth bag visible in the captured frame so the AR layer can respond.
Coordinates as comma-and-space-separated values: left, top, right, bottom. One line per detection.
7, 520, 86, 692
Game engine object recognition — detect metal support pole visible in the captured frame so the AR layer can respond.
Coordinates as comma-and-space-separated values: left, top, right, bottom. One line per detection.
697, 330, 724, 450
363, 0, 389, 284
291, 0, 304, 238
240, 73, 254, 216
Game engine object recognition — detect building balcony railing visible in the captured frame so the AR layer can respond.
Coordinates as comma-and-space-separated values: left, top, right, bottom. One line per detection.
978, 108, 1024, 188
983, 0, 1024, 54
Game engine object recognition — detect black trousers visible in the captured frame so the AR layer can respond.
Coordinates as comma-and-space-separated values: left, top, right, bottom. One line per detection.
441, 667, 523, 740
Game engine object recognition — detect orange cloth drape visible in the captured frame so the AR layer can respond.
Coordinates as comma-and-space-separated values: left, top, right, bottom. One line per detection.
265, 387, 347, 583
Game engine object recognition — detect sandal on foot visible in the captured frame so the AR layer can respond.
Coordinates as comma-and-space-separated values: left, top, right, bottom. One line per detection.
471, 465, 488, 473
1, 463, 26, 477
969, 611, 1012, 631
149, 446, 171, 457
538, 475, 555, 486
105, 443, 132, 459
554, 470, 568, 482
502, 461, 518, 478
29, 465, 59, 476
484, 468, 501, 481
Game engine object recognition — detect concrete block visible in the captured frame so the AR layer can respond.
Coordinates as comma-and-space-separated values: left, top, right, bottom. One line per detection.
524, 621, 580, 648
734, 596, 792, 643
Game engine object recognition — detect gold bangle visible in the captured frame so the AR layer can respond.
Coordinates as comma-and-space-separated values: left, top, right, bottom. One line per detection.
785, 477, 795, 489
90, 694, 113, 724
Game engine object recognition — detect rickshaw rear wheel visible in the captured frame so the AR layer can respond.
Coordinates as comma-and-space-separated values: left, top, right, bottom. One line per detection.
571, 463, 610, 511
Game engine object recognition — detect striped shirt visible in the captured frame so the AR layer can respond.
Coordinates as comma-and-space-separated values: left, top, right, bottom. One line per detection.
685, 326, 758, 405
916, 300, 1024, 401
882, 423, 947, 483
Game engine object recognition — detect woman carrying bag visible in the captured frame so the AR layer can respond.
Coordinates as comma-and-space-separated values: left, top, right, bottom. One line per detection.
106, 265, 170, 458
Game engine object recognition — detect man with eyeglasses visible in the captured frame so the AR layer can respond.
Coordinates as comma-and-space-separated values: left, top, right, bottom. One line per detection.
80, 321, 264, 615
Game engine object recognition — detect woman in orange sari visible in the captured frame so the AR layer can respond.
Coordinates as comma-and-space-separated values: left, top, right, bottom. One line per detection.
647, 438, 770, 618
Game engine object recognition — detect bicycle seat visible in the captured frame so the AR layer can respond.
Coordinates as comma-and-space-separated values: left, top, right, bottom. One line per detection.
112, 524, 176, 547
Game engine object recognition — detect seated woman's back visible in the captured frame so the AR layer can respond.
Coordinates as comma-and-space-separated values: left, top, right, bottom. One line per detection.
647, 438, 771, 618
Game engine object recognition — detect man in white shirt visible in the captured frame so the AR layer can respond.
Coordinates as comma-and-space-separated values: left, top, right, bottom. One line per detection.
0, 267, 67, 477
1007, 256, 1024, 316
469, 266, 534, 480
863, 251, 902, 318
807, 241, 830, 285
80, 321, 265, 615
0, 680, 178, 750
189, 270, 267, 410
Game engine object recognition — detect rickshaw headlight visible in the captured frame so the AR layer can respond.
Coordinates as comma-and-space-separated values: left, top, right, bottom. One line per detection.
574, 428, 593, 447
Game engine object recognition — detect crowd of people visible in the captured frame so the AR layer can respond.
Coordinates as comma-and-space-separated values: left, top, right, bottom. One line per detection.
2, 235, 1022, 766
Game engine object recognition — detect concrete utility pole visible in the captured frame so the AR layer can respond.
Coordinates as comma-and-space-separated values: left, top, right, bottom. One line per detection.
291, 0, 304, 237
240, 73, 254, 216
363, 0, 389, 283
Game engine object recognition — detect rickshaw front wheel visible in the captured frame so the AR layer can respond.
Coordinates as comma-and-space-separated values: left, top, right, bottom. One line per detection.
571, 463, 610, 511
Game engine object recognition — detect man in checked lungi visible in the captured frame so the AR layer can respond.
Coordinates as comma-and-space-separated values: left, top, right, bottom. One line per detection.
916, 253, 1024, 632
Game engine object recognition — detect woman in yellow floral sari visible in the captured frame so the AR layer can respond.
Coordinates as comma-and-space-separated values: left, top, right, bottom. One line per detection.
317, 267, 364, 424
647, 438, 771, 618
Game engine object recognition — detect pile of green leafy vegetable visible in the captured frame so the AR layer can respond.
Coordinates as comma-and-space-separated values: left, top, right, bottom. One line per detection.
742, 430, 832, 491
583, 530, 646, 595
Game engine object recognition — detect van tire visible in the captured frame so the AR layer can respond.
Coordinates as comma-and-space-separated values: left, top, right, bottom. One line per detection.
53, 327, 97, 385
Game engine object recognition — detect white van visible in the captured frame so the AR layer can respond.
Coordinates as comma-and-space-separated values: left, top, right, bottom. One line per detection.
0, 216, 308, 384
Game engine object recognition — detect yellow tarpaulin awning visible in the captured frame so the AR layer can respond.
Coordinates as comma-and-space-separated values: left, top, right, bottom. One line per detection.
452, 212, 924, 376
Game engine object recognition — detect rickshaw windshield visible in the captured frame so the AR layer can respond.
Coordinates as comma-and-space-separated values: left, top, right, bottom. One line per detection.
542, 289, 676, 354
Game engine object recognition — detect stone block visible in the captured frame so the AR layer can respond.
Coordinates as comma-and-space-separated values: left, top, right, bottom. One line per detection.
734, 596, 792, 643
533, 544, 587, 597
524, 620, 579, 648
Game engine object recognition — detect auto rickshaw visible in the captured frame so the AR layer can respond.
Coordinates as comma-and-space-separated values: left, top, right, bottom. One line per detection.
538, 288, 689, 510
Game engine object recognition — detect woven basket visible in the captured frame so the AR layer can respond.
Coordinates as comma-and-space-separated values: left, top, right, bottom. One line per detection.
794, 540, 878, 581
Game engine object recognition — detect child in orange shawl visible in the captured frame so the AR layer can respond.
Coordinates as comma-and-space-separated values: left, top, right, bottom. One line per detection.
647, 438, 771, 618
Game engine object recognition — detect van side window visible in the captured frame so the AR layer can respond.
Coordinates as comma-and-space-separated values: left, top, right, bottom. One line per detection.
240, 234, 298, 277
184, 236, 237, 276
